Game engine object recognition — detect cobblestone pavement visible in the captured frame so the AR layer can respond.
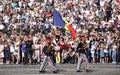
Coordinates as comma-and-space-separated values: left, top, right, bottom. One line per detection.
0, 63, 120, 75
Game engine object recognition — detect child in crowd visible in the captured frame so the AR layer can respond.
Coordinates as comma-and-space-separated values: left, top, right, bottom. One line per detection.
21, 41, 26, 64
100, 44, 104, 63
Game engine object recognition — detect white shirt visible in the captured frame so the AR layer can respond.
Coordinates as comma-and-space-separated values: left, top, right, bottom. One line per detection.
33, 36, 38, 44
100, 1, 105, 7
104, 46, 108, 53
113, 45, 117, 51
3, 15, 9, 23
0, 5, 3, 12
0, 24, 5, 30
0, 45, 4, 52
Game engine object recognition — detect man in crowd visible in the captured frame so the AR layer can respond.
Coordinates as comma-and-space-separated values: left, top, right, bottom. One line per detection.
116, 38, 120, 65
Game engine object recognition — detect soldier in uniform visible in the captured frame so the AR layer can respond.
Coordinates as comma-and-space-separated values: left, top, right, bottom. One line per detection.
39, 38, 58, 73
76, 35, 90, 72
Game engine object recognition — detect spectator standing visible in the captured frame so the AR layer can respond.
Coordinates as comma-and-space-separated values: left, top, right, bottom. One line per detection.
25, 36, 33, 64
9, 39, 15, 64
112, 42, 117, 64
33, 39, 41, 64
0, 40, 4, 64
116, 40, 120, 64
100, 43, 105, 63
4, 41, 10, 64
104, 43, 109, 63
14, 37, 21, 64
21, 40, 26, 64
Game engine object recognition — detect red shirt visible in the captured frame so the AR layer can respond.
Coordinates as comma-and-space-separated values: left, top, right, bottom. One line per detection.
59, 41, 64, 49
114, 19, 119, 27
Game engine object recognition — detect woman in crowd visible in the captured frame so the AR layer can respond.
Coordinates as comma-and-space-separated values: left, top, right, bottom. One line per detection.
14, 37, 21, 64
9, 38, 15, 64
0, 40, 4, 64
104, 43, 109, 63
100, 43, 105, 63
112, 42, 117, 64
25, 36, 33, 64
21, 40, 26, 64
4, 41, 11, 64
40, 38, 46, 63
53, 43, 60, 64
33, 39, 41, 64
58, 38, 65, 63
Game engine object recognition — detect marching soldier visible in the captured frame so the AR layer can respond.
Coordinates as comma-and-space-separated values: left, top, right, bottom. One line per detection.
76, 35, 90, 72
39, 38, 58, 73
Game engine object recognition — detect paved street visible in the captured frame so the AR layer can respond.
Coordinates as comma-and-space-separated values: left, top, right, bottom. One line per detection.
0, 63, 120, 75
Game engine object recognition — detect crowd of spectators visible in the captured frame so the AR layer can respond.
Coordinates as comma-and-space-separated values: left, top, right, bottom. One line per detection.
0, 0, 120, 65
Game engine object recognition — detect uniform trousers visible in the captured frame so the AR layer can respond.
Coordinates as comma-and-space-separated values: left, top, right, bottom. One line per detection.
77, 53, 89, 70
40, 55, 57, 71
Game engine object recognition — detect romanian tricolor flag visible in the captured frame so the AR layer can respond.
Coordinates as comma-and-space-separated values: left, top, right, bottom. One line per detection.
53, 10, 65, 28
53, 10, 76, 39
